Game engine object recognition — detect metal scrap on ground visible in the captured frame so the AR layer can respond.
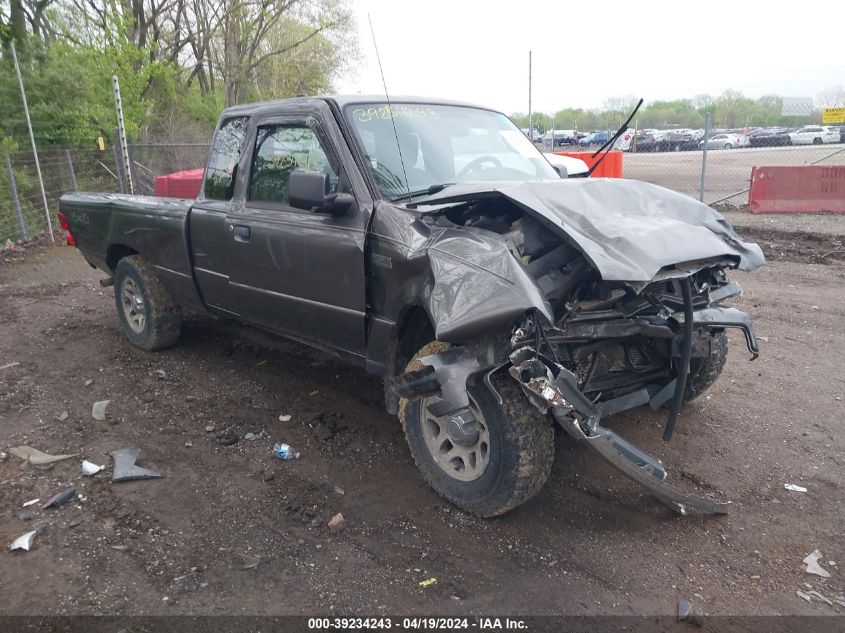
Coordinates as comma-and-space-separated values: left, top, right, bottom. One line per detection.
110, 448, 162, 482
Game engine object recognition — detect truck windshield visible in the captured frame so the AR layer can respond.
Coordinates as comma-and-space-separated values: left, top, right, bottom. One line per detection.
343, 103, 558, 199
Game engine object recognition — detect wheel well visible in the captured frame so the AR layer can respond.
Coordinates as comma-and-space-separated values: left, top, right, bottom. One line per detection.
106, 245, 138, 271
395, 306, 435, 373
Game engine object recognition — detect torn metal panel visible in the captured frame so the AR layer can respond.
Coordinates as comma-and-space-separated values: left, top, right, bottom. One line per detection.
426, 229, 553, 342
674, 305, 760, 356
411, 179, 765, 282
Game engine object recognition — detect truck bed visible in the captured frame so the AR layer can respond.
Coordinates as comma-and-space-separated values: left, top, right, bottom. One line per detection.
59, 192, 203, 311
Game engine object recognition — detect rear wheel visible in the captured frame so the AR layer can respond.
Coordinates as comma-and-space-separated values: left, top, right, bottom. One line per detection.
813, 137, 823, 145
113, 255, 182, 351
400, 345, 555, 517
724, 143, 732, 149
684, 330, 728, 401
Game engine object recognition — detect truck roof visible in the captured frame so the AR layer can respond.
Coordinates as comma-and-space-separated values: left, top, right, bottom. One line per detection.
220, 95, 492, 118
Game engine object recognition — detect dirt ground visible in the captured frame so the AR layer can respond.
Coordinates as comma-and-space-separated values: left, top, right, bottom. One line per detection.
0, 216, 843, 619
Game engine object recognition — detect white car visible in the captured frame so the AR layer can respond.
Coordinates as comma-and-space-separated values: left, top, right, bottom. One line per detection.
788, 126, 839, 145
543, 153, 589, 177
699, 133, 741, 150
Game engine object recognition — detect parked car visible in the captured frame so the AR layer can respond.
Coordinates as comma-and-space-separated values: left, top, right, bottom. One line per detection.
699, 133, 741, 150
788, 126, 839, 145
839, 126, 845, 143
749, 128, 792, 147
550, 130, 579, 146
660, 131, 701, 151
578, 131, 610, 146
58, 95, 764, 518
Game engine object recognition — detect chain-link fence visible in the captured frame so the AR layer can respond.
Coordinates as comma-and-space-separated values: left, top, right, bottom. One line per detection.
544, 124, 845, 205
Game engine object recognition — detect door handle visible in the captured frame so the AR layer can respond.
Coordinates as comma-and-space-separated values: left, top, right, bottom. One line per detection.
232, 225, 250, 242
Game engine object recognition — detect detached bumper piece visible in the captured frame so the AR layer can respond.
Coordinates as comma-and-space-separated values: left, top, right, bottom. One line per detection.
509, 349, 731, 515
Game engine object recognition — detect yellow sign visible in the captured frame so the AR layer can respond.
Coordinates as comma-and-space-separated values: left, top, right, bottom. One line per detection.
822, 108, 845, 124
97, 136, 106, 151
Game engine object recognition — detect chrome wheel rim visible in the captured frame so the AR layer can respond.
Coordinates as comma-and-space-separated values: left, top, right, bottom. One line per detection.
120, 277, 146, 333
419, 394, 490, 482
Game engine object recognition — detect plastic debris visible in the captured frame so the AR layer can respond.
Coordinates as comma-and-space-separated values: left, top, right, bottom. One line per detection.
803, 550, 832, 578
419, 578, 437, 588
273, 442, 300, 460
57, 411, 69, 421
241, 554, 260, 570
0, 361, 21, 370
10, 446, 79, 469
797, 591, 812, 602
42, 487, 75, 509
328, 513, 346, 533
92, 400, 110, 420
784, 484, 808, 493
81, 460, 105, 476
278, 414, 292, 422
84, 379, 94, 387
110, 448, 162, 482
244, 432, 257, 441
22, 498, 40, 507
834, 596, 845, 609
9, 530, 37, 551
806, 591, 833, 606
677, 598, 704, 626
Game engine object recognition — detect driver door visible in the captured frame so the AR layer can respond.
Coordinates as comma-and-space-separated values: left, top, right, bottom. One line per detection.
224, 113, 370, 359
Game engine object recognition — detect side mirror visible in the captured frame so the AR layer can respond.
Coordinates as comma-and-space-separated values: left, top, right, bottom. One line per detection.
553, 164, 568, 179
288, 170, 354, 215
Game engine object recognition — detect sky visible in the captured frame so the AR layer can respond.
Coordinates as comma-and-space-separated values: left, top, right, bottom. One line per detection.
334, 0, 845, 114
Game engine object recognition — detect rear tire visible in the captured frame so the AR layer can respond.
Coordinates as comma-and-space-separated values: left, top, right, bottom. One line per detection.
113, 255, 182, 351
724, 143, 732, 149
684, 330, 728, 401
813, 137, 822, 145
400, 345, 555, 517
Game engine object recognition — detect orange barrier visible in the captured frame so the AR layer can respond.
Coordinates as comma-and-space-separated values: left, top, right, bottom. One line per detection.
554, 150, 623, 178
748, 166, 845, 214
154, 168, 204, 199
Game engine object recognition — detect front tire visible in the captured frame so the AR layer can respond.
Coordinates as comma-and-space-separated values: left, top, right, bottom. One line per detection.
401, 347, 555, 517
684, 330, 728, 401
113, 255, 182, 351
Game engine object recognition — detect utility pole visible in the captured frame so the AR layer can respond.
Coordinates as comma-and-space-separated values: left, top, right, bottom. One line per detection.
11, 41, 54, 243
112, 75, 134, 194
527, 51, 532, 142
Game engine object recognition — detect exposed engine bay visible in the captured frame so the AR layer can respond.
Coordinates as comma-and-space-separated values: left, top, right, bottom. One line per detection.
385, 178, 764, 515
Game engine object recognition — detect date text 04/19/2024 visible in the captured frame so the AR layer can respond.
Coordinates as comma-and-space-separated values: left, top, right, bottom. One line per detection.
307, 617, 528, 630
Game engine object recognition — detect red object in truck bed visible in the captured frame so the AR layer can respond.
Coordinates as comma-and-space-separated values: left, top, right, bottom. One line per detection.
154, 168, 204, 199
748, 165, 845, 214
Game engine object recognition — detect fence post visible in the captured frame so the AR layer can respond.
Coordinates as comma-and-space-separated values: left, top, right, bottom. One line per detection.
699, 112, 711, 203
65, 149, 78, 192
112, 75, 134, 194
5, 154, 27, 241
11, 42, 54, 243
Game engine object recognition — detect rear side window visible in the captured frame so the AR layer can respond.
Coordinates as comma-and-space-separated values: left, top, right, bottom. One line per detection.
204, 116, 249, 200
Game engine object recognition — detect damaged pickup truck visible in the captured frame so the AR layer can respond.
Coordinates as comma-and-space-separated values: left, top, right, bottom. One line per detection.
58, 96, 764, 517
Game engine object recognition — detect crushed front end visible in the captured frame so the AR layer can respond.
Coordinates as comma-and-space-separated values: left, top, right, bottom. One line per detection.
388, 179, 764, 515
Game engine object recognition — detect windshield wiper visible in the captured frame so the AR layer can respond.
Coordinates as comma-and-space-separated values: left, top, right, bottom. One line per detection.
391, 183, 455, 202
587, 98, 644, 177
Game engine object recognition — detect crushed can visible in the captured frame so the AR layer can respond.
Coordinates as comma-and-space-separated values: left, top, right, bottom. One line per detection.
273, 442, 300, 460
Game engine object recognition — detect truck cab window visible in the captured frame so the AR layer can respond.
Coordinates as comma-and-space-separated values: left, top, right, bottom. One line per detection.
204, 116, 249, 200
249, 125, 339, 204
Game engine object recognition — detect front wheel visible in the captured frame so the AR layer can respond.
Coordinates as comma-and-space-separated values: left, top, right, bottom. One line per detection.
401, 348, 555, 517
113, 255, 182, 351
684, 330, 728, 401
724, 143, 732, 149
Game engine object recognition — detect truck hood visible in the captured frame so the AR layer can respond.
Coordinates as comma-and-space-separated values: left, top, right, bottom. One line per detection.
412, 178, 765, 282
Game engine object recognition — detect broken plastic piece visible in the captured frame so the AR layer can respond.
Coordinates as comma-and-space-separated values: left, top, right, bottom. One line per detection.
803, 550, 832, 578
81, 460, 105, 476
22, 498, 40, 507
419, 578, 437, 588
677, 598, 704, 626
42, 487, 75, 509
110, 448, 162, 482
797, 590, 812, 602
92, 400, 110, 420
10, 446, 79, 469
784, 483, 808, 493
9, 530, 37, 551
806, 590, 833, 606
